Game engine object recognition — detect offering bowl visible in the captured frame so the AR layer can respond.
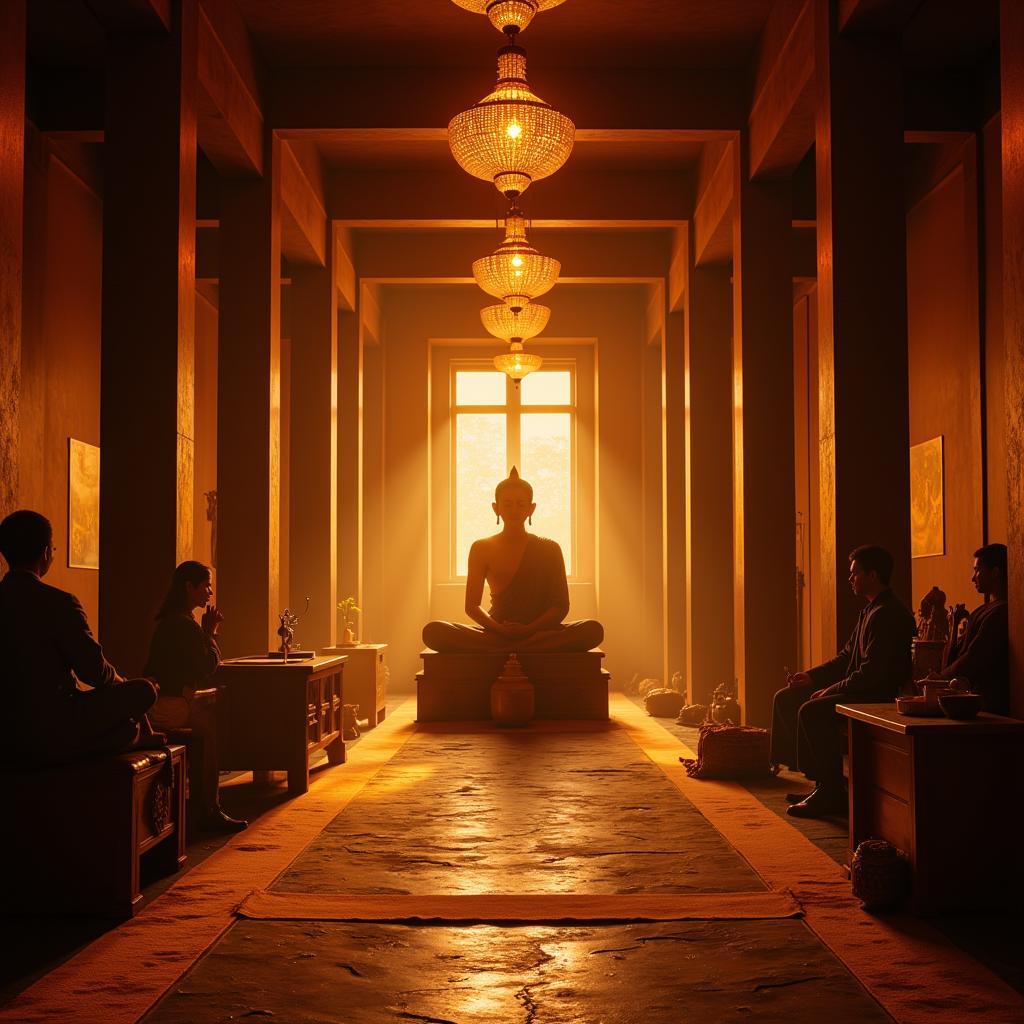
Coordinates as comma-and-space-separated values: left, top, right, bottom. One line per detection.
938, 693, 982, 720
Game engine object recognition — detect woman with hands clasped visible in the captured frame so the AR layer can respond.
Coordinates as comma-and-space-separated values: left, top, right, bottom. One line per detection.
145, 561, 247, 833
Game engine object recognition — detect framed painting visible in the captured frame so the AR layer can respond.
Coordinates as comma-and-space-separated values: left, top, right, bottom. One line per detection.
68, 438, 100, 569
910, 436, 944, 559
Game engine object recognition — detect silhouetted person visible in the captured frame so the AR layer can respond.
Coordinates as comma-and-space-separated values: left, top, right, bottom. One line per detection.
772, 544, 916, 819
423, 467, 603, 653
925, 543, 1009, 715
145, 561, 247, 832
0, 509, 159, 763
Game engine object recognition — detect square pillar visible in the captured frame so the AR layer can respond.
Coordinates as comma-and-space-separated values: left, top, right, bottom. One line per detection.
99, 0, 197, 671
0, 0, 25, 523
289, 261, 338, 650
643, 338, 664, 676
663, 311, 687, 687
217, 134, 282, 657
732, 142, 798, 726
1002, 0, 1024, 718
685, 260, 735, 705
815, 0, 911, 649
338, 309, 362, 627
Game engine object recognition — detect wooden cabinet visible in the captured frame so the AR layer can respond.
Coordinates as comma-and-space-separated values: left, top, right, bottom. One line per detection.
216, 655, 347, 795
2, 745, 186, 918
837, 703, 1024, 912
321, 643, 388, 727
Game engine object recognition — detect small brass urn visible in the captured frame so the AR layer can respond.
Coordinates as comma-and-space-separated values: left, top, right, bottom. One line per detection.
490, 653, 534, 727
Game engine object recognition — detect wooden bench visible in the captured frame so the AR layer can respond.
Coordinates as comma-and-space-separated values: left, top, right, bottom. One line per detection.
417, 649, 609, 721
0, 745, 187, 918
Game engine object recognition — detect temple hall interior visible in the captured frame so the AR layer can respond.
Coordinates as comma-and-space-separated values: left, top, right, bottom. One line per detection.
2, 0, 1024, 1020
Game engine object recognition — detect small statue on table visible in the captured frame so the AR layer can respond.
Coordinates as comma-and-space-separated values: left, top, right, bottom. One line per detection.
276, 598, 310, 663
917, 586, 949, 642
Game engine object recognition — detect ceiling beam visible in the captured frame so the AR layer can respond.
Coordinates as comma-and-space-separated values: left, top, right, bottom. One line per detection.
668, 225, 688, 312
269, 67, 745, 133
838, 0, 921, 33
334, 225, 356, 311
352, 228, 670, 282
748, 0, 815, 180
281, 139, 326, 265
693, 140, 735, 266
360, 281, 382, 347
327, 166, 692, 223
791, 222, 816, 278
27, 70, 104, 135
197, 3, 263, 175
904, 69, 980, 137
86, 0, 171, 32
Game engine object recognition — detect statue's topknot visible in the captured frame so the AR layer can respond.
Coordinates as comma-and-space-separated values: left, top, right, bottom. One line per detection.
495, 465, 533, 502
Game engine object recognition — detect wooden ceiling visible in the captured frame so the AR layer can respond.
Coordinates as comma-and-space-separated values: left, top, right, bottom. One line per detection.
233, 0, 775, 71
312, 131, 704, 173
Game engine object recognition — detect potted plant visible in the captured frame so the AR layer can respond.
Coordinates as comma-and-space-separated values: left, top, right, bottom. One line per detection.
337, 596, 361, 646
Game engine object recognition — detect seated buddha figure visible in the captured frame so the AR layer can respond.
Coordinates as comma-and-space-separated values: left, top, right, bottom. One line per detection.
423, 468, 603, 654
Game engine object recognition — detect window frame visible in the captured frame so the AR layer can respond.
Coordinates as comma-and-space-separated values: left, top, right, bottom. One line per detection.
448, 357, 579, 581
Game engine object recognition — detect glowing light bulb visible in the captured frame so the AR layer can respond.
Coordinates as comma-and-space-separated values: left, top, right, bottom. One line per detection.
506, 122, 523, 139
511, 255, 524, 268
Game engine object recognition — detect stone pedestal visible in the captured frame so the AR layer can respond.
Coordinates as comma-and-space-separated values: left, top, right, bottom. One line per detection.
417, 649, 609, 722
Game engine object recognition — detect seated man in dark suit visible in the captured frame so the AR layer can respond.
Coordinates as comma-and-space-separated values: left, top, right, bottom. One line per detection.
771, 544, 916, 819
0, 510, 159, 763
925, 543, 1009, 715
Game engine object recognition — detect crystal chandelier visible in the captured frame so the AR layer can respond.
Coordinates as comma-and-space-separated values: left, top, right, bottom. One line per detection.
450, 0, 568, 35
448, 41, 574, 199
481, 301, 550, 341
474, 206, 560, 311
494, 341, 543, 382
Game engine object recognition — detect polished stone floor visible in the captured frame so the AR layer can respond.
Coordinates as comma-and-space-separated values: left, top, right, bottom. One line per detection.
275, 728, 763, 896
141, 721, 891, 1023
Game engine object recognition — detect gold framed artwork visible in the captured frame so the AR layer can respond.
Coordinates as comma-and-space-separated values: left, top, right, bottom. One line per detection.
68, 438, 100, 570
910, 435, 944, 559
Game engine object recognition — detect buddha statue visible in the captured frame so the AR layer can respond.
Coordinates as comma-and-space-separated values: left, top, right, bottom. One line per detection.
422, 468, 603, 653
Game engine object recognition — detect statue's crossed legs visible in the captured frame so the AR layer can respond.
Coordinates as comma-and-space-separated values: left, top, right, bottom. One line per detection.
423, 619, 604, 654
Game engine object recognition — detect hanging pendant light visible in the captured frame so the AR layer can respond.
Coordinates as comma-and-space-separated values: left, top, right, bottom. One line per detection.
448, 41, 574, 199
481, 301, 550, 341
473, 206, 559, 311
494, 340, 543, 383
450, 0, 568, 35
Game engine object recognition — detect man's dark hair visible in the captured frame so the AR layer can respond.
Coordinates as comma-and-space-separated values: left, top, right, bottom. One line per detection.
0, 510, 53, 569
974, 542, 1007, 576
849, 544, 894, 586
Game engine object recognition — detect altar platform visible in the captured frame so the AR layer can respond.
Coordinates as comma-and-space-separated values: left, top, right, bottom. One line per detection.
416, 648, 609, 721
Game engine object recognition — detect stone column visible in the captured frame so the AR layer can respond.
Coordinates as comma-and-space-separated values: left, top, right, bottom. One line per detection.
732, 141, 798, 727
814, 0, 911, 650
663, 311, 687, 688
337, 309, 362, 627
0, 0, 25, 525
643, 338, 664, 677
1002, 0, 1024, 718
217, 134, 282, 658
99, 0, 197, 671
288, 262, 338, 650
685, 260, 735, 706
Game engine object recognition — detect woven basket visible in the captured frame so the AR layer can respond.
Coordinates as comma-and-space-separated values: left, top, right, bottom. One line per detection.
680, 723, 777, 779
851, 839, 909, 910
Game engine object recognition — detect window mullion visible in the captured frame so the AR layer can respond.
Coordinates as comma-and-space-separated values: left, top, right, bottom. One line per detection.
508, 377, 522, 468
